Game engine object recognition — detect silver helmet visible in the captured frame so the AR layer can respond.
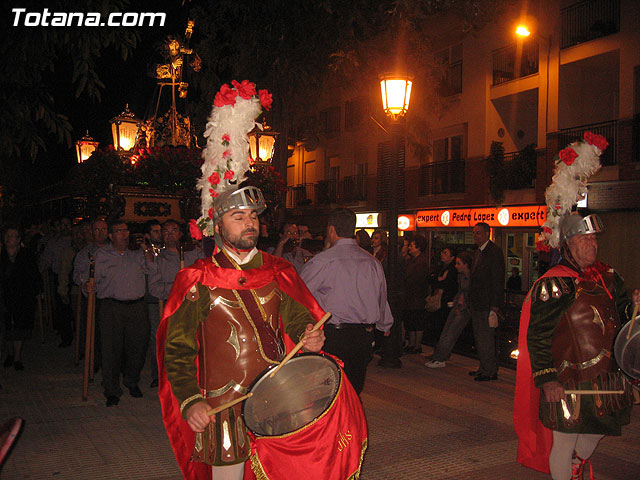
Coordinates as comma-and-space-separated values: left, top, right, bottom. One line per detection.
212, 185, 266, 222
560, 213, 603, 243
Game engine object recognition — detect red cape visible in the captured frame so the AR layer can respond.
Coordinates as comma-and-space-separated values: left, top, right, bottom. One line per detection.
513, 264, 579, 473
157, 252, 326, 480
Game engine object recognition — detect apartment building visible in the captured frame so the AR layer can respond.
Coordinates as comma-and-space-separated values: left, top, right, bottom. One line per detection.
285, 0, 640, 290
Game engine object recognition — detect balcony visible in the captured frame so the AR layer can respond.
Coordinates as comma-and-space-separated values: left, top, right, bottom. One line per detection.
418, 159, 466, 196
503, 145, 537, 189
286, 174, 369, 208
561, 0, 620, 49
558, 120, 617, 166
492, 42, 539, 86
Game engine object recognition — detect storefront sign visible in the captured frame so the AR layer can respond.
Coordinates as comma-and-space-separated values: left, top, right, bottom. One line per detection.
356, 213, 379, 228
415, 205, 546, 228
397, 214, 415, 231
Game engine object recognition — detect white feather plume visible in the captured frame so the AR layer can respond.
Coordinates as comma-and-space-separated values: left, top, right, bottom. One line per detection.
540, 134, 605, 248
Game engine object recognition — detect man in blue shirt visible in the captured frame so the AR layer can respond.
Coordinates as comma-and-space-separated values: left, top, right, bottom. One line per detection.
301, 207, 394, 394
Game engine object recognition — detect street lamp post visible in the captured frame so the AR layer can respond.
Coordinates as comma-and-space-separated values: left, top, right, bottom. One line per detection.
379, 74, 413, 296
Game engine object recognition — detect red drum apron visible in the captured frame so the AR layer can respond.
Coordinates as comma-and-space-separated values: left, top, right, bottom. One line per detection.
243, 353, 367, 480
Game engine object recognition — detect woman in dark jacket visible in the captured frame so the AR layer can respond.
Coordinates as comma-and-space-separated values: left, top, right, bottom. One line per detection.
1, 226, 39, 370
425, 247, 458, 344
403, 235, 430, 353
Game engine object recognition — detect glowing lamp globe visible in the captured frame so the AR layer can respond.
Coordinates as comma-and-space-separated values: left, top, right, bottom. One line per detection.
380, 75, 413, 121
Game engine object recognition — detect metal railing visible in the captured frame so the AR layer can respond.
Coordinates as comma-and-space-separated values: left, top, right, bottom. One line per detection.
418, 159, 466, 196
558, 120, 617, 166
503, 146, 537, 189
287, 175, 369, 208
492, 42, 539, 86
561, 0, 620, 49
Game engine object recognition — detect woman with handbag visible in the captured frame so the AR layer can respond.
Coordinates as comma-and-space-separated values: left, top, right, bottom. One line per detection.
425, 251, 473, 368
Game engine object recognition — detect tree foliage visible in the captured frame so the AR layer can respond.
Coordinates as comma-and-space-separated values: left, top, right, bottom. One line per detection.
0, 0, 139, 165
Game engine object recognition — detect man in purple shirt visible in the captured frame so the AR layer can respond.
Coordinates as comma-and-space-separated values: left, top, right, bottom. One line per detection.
301, 208, 394, 394
94, 220, 154, 407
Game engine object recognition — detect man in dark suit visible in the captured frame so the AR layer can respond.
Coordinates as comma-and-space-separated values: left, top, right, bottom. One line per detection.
468, 222, 505, 381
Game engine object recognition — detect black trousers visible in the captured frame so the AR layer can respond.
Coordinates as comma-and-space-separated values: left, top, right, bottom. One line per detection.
323, 324, 374, 395
98, 299, 149, 398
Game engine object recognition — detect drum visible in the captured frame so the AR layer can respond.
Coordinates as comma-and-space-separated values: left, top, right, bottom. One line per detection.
243, 353, 340, 436
614, 319, 640, 388
243, 353, 367, 480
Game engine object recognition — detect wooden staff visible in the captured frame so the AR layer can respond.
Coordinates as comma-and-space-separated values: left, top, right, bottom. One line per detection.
82, 256, 96, 401
206, 312, 331, 416
74, 292, 82, 365
179, 245, 184, 269
565, 390, 625, 395
37, 294, 45, 344
626, 303, 639, 340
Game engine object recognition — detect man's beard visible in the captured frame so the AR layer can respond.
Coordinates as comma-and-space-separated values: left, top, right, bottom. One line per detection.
221, 226, 258, 250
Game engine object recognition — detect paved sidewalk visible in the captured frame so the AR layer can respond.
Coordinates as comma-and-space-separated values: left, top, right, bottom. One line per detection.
1, 337, 638, 479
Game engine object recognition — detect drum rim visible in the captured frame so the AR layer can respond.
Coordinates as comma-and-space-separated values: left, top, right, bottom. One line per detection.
614, 322, 640, 380
242, 352, 343, 437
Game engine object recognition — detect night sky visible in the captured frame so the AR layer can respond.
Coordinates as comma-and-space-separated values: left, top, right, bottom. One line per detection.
7, 1, 197, 185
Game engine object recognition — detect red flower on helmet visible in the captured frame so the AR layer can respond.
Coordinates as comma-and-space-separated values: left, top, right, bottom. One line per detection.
222, 150, 231, 159
542, 226, 552, 235
213, 84, 238, 107
221, 134, 230, 145
209, 188, 219, 198
536, 240, 551, 252
259, 89, 273, 110
558, 147, 578, 166
208, 172, 220, 185
208, 208, 214, 219
584, 131, 609, 152
232, 80, 257, 99
189, 219, 203, 240
224, 170, 234, 180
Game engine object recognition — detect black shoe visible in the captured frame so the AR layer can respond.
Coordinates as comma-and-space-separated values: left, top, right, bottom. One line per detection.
150, 379, 158, 388
14, 361, 24, 371
474, 374, 498, 382
128, 385, 143, 398
468, 370, 481, 376
378, 358, 402, 369
3, 355, 14, 367
106, 396, 120, 407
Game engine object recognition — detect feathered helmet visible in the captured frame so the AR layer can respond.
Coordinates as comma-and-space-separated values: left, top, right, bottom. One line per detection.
536, 131, 608, 251
190, 80, 274, 239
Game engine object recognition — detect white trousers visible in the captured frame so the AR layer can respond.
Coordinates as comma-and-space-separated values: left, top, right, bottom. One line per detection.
549, 430, 603, 480
212, 463, 244, 480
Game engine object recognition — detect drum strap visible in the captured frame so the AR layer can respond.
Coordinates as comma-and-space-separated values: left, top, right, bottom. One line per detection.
213, 250, 284, 360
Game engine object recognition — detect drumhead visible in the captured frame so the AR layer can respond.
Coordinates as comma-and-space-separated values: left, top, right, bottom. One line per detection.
243, 353, 341, 436
614, 320, 640, 381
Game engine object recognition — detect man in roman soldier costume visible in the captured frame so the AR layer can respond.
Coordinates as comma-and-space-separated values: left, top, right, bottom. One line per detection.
514, 132, 640, 480
158, 81, 367, 480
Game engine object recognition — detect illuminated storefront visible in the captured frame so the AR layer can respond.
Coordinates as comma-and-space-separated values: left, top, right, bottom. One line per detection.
399, 205, 548, 293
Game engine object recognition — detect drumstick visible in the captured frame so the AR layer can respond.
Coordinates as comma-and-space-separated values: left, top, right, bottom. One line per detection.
269, 312, 332, 379
207, 392, 253, 416
626, 303, 639, 340
565, 390, 625, 395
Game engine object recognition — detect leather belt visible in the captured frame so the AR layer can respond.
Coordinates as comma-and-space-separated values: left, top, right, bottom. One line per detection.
325, 323, 375, 330
104, 297, 144, 305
